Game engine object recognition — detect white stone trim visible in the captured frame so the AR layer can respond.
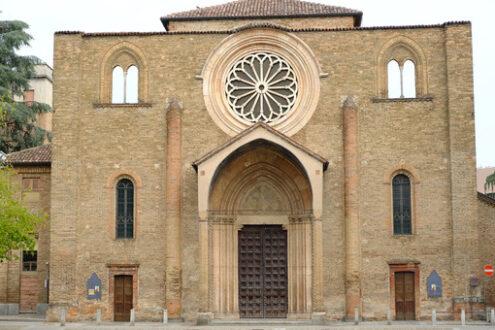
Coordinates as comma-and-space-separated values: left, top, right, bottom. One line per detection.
196, 125, 325, 219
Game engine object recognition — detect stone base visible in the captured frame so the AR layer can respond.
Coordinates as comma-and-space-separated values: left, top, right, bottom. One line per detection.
36, 303, 49, 315
311, 311, 326, 325
0, 303, 19, 315
453, 297, 485, 320
197, 312, 213, 325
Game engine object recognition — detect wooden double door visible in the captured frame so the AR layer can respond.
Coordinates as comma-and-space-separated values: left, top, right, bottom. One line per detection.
238, 225, 288, 318
395, 272, 415, 320
114, 275, 133, 321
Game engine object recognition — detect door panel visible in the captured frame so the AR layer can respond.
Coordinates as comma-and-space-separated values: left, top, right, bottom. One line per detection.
238, 225, 287, 318
395, 272, 415, 320
114, 275, 133, 321
19, 274, 38, 312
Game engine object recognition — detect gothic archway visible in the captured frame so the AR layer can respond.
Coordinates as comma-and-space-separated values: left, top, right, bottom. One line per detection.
204, 140, 316, 319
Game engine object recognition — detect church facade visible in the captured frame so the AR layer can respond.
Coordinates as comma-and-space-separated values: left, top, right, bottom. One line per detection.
2, 0, 495, 324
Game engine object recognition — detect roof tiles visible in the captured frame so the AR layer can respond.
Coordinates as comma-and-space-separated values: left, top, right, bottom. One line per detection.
163, 0, 360, 20
6, 144, 52, 165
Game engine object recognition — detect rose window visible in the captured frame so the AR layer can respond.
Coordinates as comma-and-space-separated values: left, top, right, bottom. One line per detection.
225, 52, 298, 124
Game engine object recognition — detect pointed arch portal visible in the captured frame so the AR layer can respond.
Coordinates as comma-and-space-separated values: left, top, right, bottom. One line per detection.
194, 123, 328, 321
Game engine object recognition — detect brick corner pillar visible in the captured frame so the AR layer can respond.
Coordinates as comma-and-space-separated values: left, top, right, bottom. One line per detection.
165, 98, 183, 318
343, 96, 362, 318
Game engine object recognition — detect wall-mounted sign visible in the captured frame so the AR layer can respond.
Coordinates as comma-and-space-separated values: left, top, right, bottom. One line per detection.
87, 273, 102, 300
484, 265, 494, 276
427, 270, 442, 298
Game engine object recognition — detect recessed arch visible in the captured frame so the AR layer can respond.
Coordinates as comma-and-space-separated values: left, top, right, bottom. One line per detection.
100, 42, 148, 103
194, 123, 327, 219
209, 140, 312, 216
377, 36, 428, 98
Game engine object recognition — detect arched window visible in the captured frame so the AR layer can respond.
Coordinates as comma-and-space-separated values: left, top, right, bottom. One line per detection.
112, 66, 125, 103
402, 60, 416, 98
116, 179, 134, 238
387, 59, 416, 99
126, 66, 139, 103
392, 174, 411, 235
387, 60, 401, 98
111, 65, 139, 104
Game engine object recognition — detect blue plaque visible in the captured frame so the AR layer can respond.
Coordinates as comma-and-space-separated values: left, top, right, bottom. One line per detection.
86, 273, 102, 300
427, 270, 442, 298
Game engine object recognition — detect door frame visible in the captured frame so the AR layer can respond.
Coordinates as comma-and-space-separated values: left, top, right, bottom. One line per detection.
389, 263, 420, 320
107, 262, 139, 321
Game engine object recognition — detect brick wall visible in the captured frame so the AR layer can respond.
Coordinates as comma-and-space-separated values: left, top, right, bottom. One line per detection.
48, 22, 478, 321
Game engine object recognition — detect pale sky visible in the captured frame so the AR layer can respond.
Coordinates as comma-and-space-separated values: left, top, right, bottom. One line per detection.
2, 0, 494, 167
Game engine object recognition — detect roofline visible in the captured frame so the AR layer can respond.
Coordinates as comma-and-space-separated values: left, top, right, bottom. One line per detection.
192, 122, 329, 170
56, 21, 469, 38
161, 12, 362, 30
478, 192, 495, 207
7, 161, 51, 167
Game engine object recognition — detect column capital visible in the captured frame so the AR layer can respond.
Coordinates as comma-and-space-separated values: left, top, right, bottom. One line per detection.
166, 98, 183, 112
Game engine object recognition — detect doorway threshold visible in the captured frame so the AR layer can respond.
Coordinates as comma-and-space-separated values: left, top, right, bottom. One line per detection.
211, 318, 311, 325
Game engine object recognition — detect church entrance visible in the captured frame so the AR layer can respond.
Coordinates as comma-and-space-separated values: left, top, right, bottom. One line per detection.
195, 133, 327, 320
238, 225, 288, 318
394, 272, 415, 320
114, 275, 133, 321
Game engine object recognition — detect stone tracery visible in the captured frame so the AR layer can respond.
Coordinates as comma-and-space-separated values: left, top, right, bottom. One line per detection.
226, 52, 298, 124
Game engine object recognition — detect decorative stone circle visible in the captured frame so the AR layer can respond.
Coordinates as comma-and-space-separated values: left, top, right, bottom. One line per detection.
201, 28, 323, 137
225, 52, 298, 124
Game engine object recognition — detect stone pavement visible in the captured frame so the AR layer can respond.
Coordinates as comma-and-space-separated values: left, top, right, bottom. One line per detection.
0, 315, 494, 330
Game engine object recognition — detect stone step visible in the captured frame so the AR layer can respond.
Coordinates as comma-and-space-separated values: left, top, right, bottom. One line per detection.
211, 318, 311, 325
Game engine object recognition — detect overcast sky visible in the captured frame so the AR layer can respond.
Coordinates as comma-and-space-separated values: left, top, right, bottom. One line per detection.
2, 0, 494, 168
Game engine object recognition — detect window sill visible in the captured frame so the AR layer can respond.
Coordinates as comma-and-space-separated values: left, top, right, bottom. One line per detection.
93, 102, 152, 108
371, 96, 433, 103
392, 233, 415, 238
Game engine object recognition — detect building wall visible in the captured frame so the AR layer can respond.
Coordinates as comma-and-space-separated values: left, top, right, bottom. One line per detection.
478, 195, 495, 307
49, 22, 477, 322
12, 64, 53, 133
0, 166, 51, 311
166, 16, 355, 31
477, 167, 495, 194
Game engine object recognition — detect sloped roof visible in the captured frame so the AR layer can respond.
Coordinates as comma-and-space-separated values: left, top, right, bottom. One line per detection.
192, 122, 328, 169
162, 0, 362, 29
6, 144, 51, 165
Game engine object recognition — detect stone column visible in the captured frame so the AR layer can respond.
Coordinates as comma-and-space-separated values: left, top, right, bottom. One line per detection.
287, 216, 312, 318
165, 99, 182, 318
343, 96, 361, 318
209, 216, 238, 318
312, 218, 325, 321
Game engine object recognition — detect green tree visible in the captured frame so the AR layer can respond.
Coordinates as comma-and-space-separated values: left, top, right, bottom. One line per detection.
0, 165, 46, 261
485, 171, 495, 199
0, 17, 51, 153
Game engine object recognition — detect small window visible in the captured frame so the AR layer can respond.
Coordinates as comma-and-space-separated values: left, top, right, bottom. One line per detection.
126, 66, 138, 103
112, 65, 139, 104
22, 178, 40, 191
116, 179, 134, 239
22, 251, 37, 271
402, 60, 416, 98
387, 60, 401, 98
387, 59, 416, 98
393, 174, 411, 235
112, 66, 125, 103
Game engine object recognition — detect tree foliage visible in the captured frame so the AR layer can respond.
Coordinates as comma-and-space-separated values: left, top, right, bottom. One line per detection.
0, 18, 51, 153
0, 165, 46, 261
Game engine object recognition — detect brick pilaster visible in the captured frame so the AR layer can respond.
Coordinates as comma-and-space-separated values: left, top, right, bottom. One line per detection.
343, 96, 361, 318
165, 98, 183, 318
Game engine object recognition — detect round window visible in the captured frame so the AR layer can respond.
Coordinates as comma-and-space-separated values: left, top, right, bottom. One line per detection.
225, 52, 298, 124
201, 28, 323, 137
